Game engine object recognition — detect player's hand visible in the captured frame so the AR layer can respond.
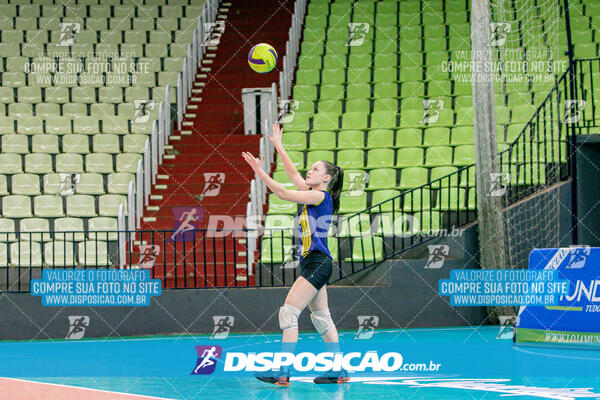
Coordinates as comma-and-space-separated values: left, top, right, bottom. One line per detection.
242, 152, 265, 173
267, 123, 282, 147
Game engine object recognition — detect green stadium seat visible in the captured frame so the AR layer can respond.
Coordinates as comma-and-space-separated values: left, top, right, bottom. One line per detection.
423, 127, 450, 146
430, 166, 459, 187
33, 195, 64, 218
3, 134, 29, 154
366, 148, 395, 168
25, 153, 53, 174
12, 173, 40, 195
78, 241, 111, 266
395, 147, 424, 167
116, 153, 142, 173
10, 241, 42, 267
85, 153, 114, 174
337, 149, 365, 169
63, 135, 90, 154
0, 218, 17, 243
77, 173, 104, 195
337, 130, 364, 149
348, 236, 384, 262
399, 167, 429, 189
267, 194, 297, 215
0, 154, 23, 174
260, 237, 292, 264
370, 111, 397, 129
337, 214, 371, 237
20, 218, 51, 242
338, 193, 367, 214
306, 150, 334, 167
312, 112, 339, 130
66, 195, 96, 217
282, 131, 307, 151
54, 217, 85, 242
44, 242, 76, 267
345, 99, 370, 113
309, 130, 336, 149
263, 215, 295, 238
403, 188, 432, 212
88, 217, 119, 241
436, 187, 467, 210
366, 168, 395, 190
341, 112, 368, 130
453, 145, 476, 166
425, 146, 453, 166
370, 190, 401, 213
366, 129, 394, 148
318, 100, 342, 114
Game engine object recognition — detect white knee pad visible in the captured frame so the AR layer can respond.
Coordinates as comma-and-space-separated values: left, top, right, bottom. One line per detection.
279, 304, 301, 330
310, 309, 334, 335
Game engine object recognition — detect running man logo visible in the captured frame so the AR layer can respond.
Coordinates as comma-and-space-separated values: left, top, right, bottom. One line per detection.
345, 172, 369, 197
563, 100, 586, 124
420, 99, 444, 124
355, 316, 379, 339
57, 173, 80, 196
66, 316, 89, 340
425, 245, 449, 269
137, 245, 160, 269
347, 23, 370, 47
132, 100, 156, 124
496, 316, 516, 340
489, 22, 511, 47
57, 23, 80, 47
277, 100, 300, 124
202, 173, 225, 197
170, 206, 204, 242
565, 245, 591, 269
191, 345, 222, 375
202, 22, 225, 46
281, 244, 300, 269
487, 172, 510, 197
211, 316, 234, 339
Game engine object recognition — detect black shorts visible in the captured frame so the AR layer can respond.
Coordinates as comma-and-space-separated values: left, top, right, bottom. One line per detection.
299, 251, 332, 290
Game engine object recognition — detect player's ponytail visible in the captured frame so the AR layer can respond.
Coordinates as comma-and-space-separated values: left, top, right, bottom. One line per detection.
322, 161, 343, 214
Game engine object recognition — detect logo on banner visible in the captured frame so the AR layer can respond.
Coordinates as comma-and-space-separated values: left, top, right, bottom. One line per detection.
57, 173, 80, 196
203, 22, 225, 46
137, 245, 160, 268
496, 316, 516, 340
489, 22, 511, 47
425, 245, 449, 269
347, 23, 370, 47
57, 23, 80, 46
211, 316, 234, 339
202, 173, 225, 197
170, 207, 203, 242
420, 99, 444, 124
191, 345, 222, 375
132, 100, 156, 124
564, 100, 585, 124
355, 315, 379, 339
66, 316, 89, 340
345, 172, 369, 197
488, 172, 510, 196
277, 100, 300, 124
566, 245, 591, 269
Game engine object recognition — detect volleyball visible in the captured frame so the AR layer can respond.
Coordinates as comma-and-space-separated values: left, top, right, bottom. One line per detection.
248, 43, 278, 73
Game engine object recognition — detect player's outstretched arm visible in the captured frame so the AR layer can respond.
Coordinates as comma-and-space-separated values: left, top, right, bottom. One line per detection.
267, 123, 309, 191
242, 152, 323, 205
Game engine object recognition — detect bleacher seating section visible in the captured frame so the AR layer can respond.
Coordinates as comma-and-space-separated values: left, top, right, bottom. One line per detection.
0, 0, 202, 267
263, 0, 580, 264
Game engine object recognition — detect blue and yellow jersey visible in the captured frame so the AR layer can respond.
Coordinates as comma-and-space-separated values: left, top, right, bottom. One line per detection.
297, 188, 333, 261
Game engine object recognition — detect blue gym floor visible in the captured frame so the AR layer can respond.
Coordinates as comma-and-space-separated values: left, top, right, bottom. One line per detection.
1, 327, 599, 399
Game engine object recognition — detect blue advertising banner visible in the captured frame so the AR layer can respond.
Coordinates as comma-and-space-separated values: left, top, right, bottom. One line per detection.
516, 247, 600, 346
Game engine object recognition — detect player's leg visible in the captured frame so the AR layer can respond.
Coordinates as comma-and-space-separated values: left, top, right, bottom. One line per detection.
308, 286, 349, 384
256, 276, 318, 386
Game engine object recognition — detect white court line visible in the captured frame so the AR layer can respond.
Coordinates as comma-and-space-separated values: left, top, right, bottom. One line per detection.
0, 377, 178, 400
